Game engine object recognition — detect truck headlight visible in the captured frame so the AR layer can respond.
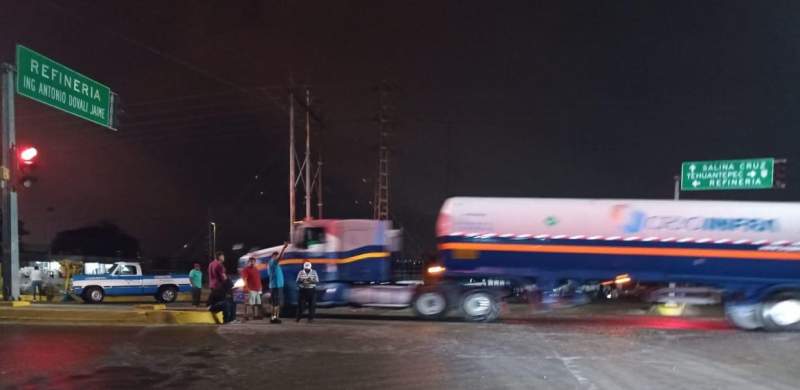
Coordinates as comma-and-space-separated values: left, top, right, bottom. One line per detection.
233, 278, 245, 289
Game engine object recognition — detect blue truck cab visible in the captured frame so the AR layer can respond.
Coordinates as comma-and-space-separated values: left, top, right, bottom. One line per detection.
236, 219, 409, 307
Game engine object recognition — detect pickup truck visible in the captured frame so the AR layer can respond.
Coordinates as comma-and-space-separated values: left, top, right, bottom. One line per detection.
71, 262, 191, 303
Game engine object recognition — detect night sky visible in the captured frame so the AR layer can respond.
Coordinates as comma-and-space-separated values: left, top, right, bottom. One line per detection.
2, 1, 799, 259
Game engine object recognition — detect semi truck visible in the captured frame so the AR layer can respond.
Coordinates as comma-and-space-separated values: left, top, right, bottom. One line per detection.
241, 197, 800, 331
236, 219, 417, 310
423, 197, 800, 331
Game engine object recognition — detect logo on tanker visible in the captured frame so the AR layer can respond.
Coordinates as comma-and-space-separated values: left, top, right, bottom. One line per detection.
610, 205, 779, 234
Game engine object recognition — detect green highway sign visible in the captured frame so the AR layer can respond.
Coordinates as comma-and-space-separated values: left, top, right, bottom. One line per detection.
681, 158, 774, 191
15, 45, 114, 129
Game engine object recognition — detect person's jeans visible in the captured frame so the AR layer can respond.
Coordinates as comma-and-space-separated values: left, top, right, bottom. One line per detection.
191, 287, 202, 306
297, 288, 316, 321
31, 281, 42, 300
209, 300, 236, 323
226, 299, 237, 322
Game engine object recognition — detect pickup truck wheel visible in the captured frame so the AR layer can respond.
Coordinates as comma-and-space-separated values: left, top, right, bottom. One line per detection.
412, 289, 448, 320
84, 287, 104, 304
157, 286, 178, 303
760, 292, 800, 332
461, 291, 500, 322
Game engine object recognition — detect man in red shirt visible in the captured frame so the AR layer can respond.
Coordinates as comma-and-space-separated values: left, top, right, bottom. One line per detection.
241, 256, 263, 321
208, 252, 227, 291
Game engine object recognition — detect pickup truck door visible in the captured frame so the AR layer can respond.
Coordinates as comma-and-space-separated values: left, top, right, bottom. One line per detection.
112, 264, 143, 295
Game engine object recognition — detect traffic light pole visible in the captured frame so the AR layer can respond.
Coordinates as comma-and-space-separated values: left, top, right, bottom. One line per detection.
1, 63, 20, 301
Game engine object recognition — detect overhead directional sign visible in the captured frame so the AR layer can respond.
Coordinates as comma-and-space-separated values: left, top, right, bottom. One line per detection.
15, 45, 114, 129
681, 158, 774, 191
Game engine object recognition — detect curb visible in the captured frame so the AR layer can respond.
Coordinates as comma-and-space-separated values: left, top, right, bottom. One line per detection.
0, 301, 31, 307
0, 306, 223, 325
18, 292, 208, 304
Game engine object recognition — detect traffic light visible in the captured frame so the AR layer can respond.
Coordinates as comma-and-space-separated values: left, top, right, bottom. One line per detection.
774, 158, 788, 189
17, 146, 38, 188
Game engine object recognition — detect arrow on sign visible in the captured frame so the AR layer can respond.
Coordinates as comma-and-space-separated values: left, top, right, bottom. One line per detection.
747, 170, 757, 178
692, 180, 700, 187
761, 169, 769, 178
689, 164, 696, 172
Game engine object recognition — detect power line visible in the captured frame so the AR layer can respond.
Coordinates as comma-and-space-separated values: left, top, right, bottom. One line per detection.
43, 0, 291, 120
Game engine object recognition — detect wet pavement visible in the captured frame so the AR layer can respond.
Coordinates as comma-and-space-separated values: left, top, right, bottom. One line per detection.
1, 305, 798, 390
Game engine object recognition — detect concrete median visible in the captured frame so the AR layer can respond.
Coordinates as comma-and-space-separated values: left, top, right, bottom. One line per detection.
0, 303, 223, 325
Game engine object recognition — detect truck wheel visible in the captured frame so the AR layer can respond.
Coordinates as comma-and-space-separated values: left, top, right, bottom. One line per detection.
760, 292, 800, 332
413, 289, 448, 320
725, 303, 763, 330
84, 287, 105, 304
157, 286, 178, 303
461, 291, 500, 322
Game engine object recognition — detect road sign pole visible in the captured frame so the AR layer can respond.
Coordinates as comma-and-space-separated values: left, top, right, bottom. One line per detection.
1, 63, 20, 301
673, 175, 680, 201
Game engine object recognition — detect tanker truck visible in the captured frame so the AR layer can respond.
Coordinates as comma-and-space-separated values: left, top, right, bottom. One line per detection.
240, 198, 800, 331
415, 197, 800, 331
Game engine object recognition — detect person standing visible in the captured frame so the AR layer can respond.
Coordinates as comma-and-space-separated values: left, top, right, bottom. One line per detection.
296, 261, 319, 323
30, 266, 43, 302
267, 243, 289, 324
208, 252, 227, 291
241, 257, 263, 321
188, 263, 203, 307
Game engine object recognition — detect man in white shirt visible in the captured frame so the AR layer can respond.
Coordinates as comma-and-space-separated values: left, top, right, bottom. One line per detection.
30, 266, 43, 301
295, 262, 319, 323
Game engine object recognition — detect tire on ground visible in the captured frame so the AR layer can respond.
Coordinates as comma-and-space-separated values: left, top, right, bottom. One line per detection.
83, 286, 105, 304
460, 290, 500, 322
412, 286, 449, 320
759, 291, 800, 332
725, 302, 763, 330
157, 285, 179, 303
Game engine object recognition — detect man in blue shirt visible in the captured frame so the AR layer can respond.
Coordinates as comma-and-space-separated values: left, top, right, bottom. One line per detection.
267, 243, 288, 324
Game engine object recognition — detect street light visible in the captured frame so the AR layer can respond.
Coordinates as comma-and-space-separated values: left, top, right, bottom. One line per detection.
209, 222, 217, 259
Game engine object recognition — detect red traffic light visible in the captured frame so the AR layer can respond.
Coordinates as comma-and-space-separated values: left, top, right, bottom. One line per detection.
19, 147, 38, 165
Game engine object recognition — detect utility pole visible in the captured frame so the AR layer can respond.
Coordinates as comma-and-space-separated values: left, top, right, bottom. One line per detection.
317, 158, 324, 219
304, 87, 312, 221
1, 63, 20, 301
289, 84, 322, 235
673, 175, 680, 201
288, 88, 296, 239
373, 82, 392, 220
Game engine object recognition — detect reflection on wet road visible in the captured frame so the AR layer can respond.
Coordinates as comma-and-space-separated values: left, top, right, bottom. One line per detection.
1, 311, 797, 389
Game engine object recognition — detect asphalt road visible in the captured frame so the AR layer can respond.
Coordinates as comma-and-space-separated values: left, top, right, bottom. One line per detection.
1, 307, 798, 390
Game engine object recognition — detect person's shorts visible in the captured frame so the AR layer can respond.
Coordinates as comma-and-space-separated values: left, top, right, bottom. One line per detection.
247, 291, 262, 305
270, 287, 283, 306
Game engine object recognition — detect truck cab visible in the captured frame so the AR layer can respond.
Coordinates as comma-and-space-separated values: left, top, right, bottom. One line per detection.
238, 219, 404, 307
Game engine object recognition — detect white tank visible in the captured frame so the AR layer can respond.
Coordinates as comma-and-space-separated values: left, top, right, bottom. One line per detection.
437, 197, 800, 244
